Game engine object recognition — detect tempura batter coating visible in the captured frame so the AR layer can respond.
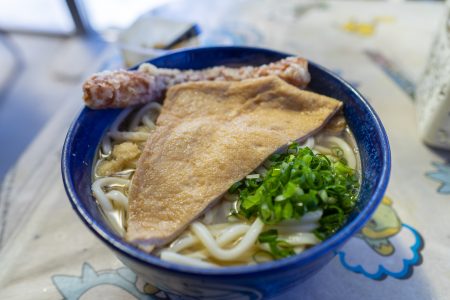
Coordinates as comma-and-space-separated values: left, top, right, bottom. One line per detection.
83, 57, 310, 109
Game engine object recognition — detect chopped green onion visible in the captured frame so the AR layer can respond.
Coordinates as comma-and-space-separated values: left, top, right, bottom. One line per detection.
246, 174, 261, 179
229, 143, 360, 258
258, 229, 278, 243
272, 168, 281, 176
258, 229, 295, 259
331, 146, 344, 158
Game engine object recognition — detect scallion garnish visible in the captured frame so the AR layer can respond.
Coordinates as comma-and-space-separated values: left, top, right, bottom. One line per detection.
229, 143, 359, 258
258, 229, 295, 259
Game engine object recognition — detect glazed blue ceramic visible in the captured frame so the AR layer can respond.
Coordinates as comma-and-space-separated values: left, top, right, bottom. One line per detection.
62, 46, 390, 299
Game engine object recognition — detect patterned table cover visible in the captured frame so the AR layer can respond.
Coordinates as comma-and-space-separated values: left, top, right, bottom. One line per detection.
0, 1, 448, 299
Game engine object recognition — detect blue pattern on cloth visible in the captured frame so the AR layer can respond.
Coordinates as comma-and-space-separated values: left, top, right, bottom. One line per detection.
52, 263, 154, 300
338, 224, 424, 280
426, 162, 450, 194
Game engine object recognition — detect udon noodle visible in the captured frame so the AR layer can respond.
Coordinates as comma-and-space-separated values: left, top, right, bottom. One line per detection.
92, 103, 360, 267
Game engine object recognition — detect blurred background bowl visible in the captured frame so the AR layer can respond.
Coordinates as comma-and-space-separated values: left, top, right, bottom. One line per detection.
62, 46, 390, 299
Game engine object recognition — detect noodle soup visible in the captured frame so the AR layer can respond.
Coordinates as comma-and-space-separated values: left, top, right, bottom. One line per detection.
63, 46, 390, 299
92, 103, 360, 267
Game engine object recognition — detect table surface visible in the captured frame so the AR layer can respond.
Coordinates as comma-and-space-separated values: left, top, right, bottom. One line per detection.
0, 0, 448, 299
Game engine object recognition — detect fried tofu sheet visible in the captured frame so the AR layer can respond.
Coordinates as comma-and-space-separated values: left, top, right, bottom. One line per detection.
126, 76, 342, 246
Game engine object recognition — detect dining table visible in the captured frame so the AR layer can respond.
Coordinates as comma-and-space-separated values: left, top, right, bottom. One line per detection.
0, 0, 448, 299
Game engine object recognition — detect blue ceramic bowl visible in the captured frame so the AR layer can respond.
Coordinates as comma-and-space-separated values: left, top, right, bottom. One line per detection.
62, 46, 390, 299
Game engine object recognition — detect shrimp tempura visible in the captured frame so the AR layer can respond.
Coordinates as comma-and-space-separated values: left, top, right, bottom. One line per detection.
83, 57, 310, 109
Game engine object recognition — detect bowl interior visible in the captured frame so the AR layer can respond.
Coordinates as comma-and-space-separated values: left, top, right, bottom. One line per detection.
62, 46, 390, 275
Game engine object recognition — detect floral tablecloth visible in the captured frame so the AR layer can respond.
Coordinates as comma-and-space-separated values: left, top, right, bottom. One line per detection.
0, 0, 448, 299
